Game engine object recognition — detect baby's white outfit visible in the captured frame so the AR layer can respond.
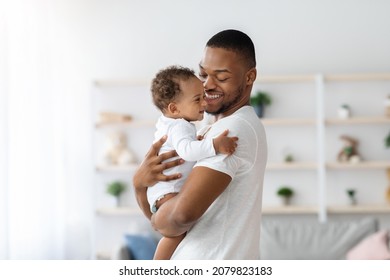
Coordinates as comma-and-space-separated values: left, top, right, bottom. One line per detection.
147, 115, 215, 213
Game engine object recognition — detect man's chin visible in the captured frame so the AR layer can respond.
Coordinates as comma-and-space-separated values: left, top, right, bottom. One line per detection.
206, 105, 226, 116
205, 105, 220, 116
205, 109, 217, 116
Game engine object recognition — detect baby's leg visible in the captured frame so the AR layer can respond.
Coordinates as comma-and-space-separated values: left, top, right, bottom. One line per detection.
153, 233, 185, 260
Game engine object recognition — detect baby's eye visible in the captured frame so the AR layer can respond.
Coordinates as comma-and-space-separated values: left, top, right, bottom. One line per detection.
198, 73, 207, 80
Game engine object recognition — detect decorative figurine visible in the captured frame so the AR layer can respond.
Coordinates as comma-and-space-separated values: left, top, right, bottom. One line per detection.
337, 135, 361, 163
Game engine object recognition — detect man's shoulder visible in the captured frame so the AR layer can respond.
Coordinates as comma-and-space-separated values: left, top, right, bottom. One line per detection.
217, 107, 260, 129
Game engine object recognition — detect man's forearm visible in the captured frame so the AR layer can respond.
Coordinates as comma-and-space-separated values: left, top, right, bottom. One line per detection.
151, 196, 194, 237
135, 187, 152, 220
151, 166, 231, 237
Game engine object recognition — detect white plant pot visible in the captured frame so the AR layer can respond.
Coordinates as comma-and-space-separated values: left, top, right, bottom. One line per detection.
385, 98, 390, 117
338, 107, 350, 119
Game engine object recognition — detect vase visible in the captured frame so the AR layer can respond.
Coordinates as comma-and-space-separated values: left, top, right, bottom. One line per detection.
348, 196, 357, 206
338, 107, 350, 119
386, 169, 390, 204
253, 104, 264, 118
386, 188, 390, 204
385, 96, 390, 117
281, 196, 292, 206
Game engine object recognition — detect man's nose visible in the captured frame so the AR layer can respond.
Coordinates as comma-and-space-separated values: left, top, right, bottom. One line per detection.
203, 77, 216, 90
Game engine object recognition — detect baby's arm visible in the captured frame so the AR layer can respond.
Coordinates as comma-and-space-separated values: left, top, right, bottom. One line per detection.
171, 122, 238, 161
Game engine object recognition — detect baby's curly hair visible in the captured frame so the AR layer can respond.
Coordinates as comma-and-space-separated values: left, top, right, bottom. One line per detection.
151, 65, 196, 112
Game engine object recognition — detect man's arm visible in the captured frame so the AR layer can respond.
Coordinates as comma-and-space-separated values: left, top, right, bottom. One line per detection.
151, 166, 231, 237
133, 135, 184, 220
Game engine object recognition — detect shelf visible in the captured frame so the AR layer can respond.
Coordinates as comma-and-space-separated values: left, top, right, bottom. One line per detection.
262, 205, 318, 214
96, 207, 142, 216
95, 164, 139, 173
95, 119, 155, 129
326, 161, 390, 169
95, 75, 317, 87
93, 74, 390, 86
327, 205, 390, 214
263, 205, 390, 214
96, 251, 111, 260
256, 74, 316, 83
266, 162, 318, 170
94, 78, 150, 87
325, 116, 390, 125
325, 73, 390, 82
261, 118, 316, 126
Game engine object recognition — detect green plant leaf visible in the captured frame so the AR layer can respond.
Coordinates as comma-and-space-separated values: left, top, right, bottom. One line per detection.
277, 186, 294, 197
250, 91, 272, 106
107, 181, 126, 197
385, 132, 390, 148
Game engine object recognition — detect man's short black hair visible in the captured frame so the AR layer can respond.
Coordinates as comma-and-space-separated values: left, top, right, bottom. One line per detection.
206, 29, 256, 68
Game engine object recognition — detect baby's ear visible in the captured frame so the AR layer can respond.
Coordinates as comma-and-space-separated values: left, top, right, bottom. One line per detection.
167, 102, 180, 115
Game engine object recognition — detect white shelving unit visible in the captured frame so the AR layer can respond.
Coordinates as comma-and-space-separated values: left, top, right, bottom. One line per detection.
91, 73, 390, 257
95, 119, 155, 129
256, 73, 390, 220
266, 162, 318, 170
96, 207, 142, 216
323, 73, 390, 222
91, 80, 160, 259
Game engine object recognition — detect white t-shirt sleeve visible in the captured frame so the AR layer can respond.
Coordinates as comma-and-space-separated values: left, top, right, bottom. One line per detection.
169, 120, 216, 162
194, 116, 252, 179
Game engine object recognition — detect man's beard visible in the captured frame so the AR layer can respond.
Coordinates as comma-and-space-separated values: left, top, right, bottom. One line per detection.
206, 86, 244, 116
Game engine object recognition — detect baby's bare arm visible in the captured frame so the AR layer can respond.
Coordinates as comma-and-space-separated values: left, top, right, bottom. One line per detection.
212, 129, 238, 155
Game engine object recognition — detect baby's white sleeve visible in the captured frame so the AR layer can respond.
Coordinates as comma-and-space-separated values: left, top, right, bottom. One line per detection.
170, 121, 216, 162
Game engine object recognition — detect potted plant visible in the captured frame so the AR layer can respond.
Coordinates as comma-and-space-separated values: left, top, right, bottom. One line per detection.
346, 189, 357, 205
107, 181, 127, 207
338, 104, 351, 119
385, 131, 390, 148
385, 95, 390, 117
250, 91, 271, 118
277, 186, 294, 205
284, 154, 294, 163
386, 169, 390, 204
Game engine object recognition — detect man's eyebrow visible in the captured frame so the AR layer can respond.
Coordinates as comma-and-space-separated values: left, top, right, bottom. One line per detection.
198, 64, 231, 73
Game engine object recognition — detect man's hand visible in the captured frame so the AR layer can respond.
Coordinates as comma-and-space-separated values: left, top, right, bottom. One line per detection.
133, 135, 184, 189
133, 135, 184, 220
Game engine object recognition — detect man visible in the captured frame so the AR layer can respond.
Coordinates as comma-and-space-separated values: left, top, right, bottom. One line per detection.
133, 29, 267, 259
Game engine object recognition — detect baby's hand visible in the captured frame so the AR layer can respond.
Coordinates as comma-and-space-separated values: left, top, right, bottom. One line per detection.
213, 129, 239, 155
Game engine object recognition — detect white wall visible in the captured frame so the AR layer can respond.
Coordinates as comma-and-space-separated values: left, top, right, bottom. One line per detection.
67, 0, 390, 226
57, 0, 390, 80
0, 0, 9, 259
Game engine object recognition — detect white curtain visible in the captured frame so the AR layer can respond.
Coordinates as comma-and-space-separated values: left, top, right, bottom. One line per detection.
0, 0, 93, 259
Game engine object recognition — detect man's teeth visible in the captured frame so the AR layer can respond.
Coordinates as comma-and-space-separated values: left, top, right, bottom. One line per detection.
205, 92, 220, 99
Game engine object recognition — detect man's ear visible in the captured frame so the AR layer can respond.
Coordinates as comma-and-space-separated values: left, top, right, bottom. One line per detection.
167, 102, 180, 115
246, 68, 257, 85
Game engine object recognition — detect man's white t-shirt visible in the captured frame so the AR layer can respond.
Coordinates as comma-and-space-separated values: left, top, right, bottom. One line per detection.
171, 106, 267, 260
